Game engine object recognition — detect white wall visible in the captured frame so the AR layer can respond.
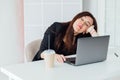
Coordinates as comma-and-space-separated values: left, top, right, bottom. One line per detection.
83, 0, 120, 49
0, 0, 24, 79
105, 0, 120, 48
24, 0, 120, 50
24, 0, 83, 46
83, 0, 105, 35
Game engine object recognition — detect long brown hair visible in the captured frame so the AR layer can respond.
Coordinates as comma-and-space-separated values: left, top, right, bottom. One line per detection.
55, 11, 98, 53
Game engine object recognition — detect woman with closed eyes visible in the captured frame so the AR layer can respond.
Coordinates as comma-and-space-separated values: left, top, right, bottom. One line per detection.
33, 11, 98, 63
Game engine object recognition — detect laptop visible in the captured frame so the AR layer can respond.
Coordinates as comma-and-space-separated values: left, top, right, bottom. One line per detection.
65, 35, 110, 66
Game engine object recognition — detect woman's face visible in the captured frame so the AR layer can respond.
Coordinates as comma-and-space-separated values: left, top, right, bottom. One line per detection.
73, 16, 93, 35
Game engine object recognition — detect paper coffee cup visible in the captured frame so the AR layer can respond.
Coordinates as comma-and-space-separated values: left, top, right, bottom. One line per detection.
44, 49, 55, 68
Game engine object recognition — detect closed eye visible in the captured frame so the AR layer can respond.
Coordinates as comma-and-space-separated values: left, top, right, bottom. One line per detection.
81, 18, 84, 21
85, 23, 89, 27
80, 17, 91, 27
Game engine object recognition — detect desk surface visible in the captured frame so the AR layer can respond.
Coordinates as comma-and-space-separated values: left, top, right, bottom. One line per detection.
1, 53, 120, 80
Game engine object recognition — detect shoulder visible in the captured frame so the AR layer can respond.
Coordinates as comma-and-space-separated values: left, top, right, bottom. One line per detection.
52, 22, 62, 26
47, 22, 61, 30
49, 22, 63, 29
50, 22, 70, 28
44, 22, 63, 35
48, 22, 69, 33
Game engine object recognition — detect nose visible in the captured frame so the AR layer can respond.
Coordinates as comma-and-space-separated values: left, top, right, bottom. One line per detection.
79, 21, 85, 27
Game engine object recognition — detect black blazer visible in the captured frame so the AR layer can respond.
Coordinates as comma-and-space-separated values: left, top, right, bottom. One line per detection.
33, 22, 91, 61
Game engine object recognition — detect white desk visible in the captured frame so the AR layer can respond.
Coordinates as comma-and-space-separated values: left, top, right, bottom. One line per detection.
1, 53, 120, 80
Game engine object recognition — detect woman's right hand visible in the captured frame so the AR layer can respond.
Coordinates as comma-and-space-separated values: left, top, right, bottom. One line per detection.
55, 54, 66, 63
41, 53, 66, 63
40, 52, 45, 59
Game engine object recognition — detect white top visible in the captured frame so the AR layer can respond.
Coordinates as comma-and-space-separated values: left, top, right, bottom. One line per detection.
1, 53, 120, 80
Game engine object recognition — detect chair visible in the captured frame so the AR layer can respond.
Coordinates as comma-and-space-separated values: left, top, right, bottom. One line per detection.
24, 39, 42, 62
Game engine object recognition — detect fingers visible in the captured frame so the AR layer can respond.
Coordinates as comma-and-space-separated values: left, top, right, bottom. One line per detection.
60, 55, 66, 61
40, 52, 45, 59
55, 54, 66, 63
86, 25, 94, 33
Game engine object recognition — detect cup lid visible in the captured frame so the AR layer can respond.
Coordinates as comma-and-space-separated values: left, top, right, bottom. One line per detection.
43, 49, 55, 54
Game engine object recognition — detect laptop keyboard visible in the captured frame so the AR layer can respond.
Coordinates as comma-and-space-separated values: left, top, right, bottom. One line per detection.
66, 57, 76, 64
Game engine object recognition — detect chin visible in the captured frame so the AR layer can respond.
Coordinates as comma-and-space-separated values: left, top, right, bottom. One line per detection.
78, 31, 83, 33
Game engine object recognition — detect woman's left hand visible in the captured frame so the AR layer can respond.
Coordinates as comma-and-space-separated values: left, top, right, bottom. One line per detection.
86, 25, 98, 37
86, 25, 94, 33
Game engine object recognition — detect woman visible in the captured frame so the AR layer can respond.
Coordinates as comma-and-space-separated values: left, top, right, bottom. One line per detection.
33, 11, 98, 63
